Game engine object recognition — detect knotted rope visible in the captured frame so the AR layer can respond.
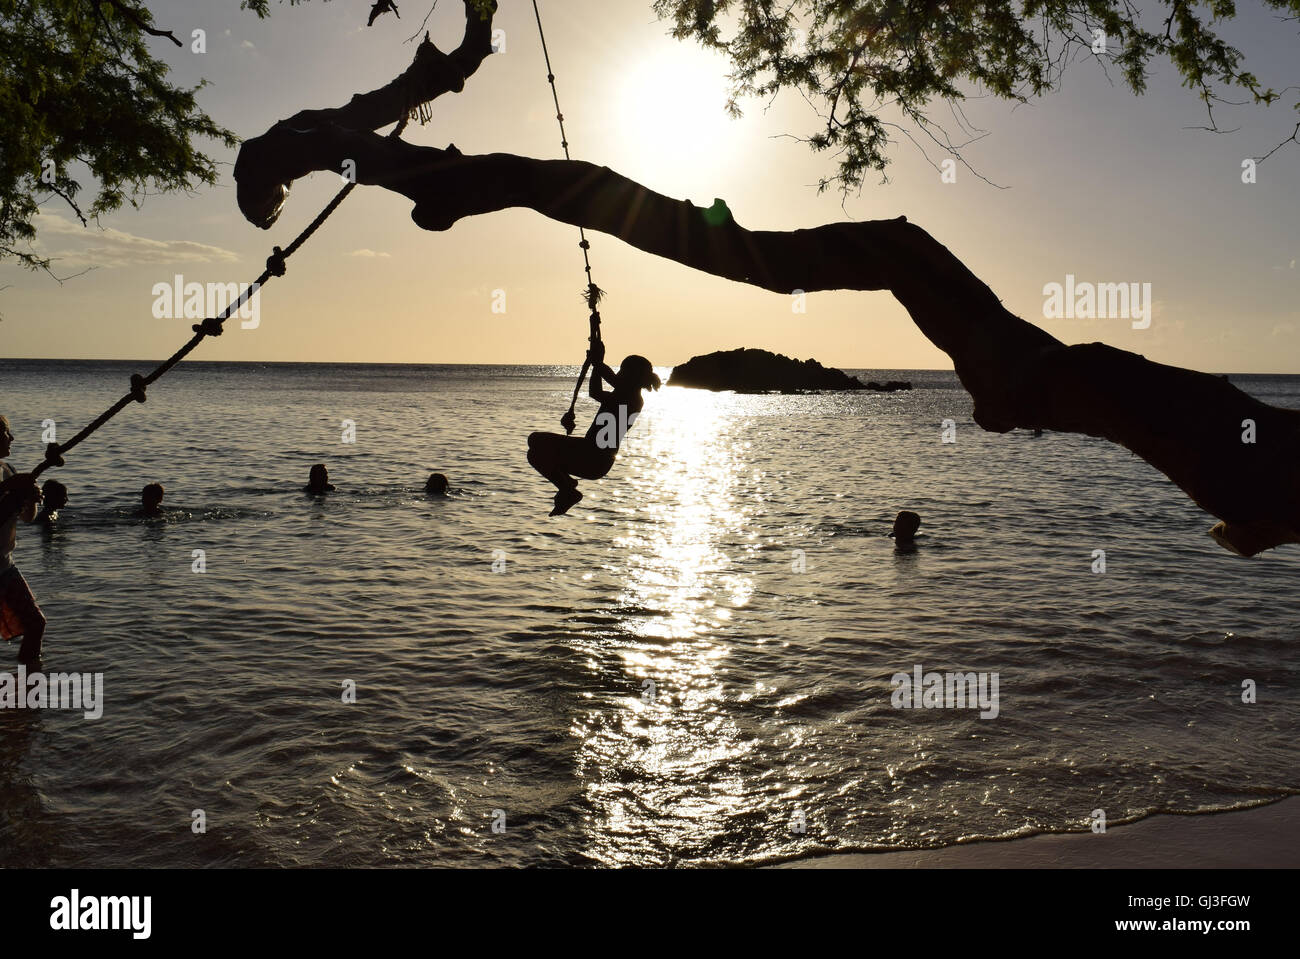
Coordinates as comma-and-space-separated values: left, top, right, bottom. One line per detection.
532, 0, 605, 435
1, 116, 414, 524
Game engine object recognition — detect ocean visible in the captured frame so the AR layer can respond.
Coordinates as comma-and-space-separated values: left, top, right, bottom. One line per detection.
1, 359, 1297, 867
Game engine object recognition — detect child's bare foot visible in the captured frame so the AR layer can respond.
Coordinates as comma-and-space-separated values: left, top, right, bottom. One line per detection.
550, 487, 582, 516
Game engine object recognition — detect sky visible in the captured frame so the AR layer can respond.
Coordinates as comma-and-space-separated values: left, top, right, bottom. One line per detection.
1, 0, 1298, 371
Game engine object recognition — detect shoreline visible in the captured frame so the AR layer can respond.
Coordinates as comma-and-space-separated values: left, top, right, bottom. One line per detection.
775, 797, 1300, 868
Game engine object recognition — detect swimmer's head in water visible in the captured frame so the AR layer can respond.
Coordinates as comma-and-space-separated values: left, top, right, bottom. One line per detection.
142, 482, 165, 512
425, 472, 449, 494
42, 479, 68, 512
618, 355, 661, 393
307, 464, 332, 491
890, 510, 921, 542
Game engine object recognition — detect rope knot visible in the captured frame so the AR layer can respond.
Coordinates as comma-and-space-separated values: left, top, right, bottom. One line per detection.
192, 316, 224, 338
129, 374, 148, 403
43, 442, 65, 469
266, 246, 288, 277
578, 240, 590, 250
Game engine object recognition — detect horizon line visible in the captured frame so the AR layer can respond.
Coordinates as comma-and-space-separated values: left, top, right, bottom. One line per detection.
5, 357, 1297, 376
0, 357, 968, 371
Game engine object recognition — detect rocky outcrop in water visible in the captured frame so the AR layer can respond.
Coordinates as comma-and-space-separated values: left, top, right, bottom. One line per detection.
667, 348, 911, 394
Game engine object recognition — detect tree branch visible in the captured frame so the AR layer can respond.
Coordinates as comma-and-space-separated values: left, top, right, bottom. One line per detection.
235, 0, 497, 229
43, 183, 88, 226
99, 0, 183, 48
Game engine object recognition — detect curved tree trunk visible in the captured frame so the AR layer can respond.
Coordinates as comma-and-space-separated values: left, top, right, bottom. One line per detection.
233, 0, 1300, 557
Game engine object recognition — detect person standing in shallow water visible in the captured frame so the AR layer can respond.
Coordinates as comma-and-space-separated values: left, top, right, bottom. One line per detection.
0, 414, 47, 666
527, 341, 660, 516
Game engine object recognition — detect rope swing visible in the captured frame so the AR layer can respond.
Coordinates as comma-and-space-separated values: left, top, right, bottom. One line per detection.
532, 0, 605, 435
0, 115, 422, 525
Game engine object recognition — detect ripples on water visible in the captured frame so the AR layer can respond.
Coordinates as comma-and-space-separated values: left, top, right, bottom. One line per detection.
1, 360, 1297, 866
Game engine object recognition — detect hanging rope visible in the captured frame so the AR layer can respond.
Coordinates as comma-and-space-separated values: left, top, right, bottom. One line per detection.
532, 0, 604, 435
0, 117, 414, 525
403, 38, 439, 125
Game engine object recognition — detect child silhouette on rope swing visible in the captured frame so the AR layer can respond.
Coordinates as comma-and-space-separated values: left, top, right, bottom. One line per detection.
528, 338, 660, 516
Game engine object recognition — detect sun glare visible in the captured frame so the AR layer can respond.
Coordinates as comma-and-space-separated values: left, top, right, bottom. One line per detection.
613, 48, 739, 185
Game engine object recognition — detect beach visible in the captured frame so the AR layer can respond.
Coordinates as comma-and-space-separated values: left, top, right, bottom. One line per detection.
779, 797, 1300, 868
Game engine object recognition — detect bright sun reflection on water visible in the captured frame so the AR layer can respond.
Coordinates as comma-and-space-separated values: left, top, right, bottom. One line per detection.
572, 385, 764, 864
619, 385, 754, 638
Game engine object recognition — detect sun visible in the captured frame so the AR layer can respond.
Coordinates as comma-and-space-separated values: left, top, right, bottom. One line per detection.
611, 46, 740, 186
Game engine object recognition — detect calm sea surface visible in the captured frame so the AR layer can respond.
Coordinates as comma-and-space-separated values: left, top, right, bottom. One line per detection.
1, 359, 1297, 867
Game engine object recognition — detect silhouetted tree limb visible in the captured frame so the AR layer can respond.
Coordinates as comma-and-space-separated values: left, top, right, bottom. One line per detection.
234, 0, 1300, 558
236, 0, 496, 228
99, 0, 182, 47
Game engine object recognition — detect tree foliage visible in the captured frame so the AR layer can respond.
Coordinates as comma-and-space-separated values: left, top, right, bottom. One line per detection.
0, 0, 236, 272
653, 0, 1300, 190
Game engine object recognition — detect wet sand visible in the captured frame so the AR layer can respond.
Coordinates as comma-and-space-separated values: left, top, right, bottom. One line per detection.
777, 797, 1300, 868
